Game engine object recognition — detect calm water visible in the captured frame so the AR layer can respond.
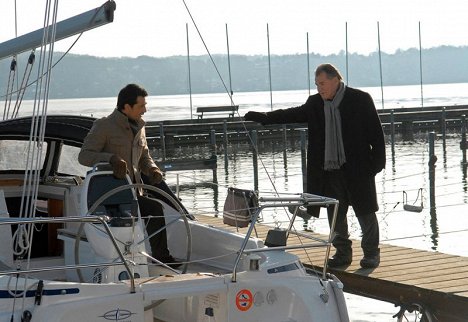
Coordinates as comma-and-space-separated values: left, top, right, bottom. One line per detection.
5, 83, 468, 321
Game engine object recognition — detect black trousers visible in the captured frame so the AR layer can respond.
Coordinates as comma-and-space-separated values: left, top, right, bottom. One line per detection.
137, 194, 171, 260
140, 177, 189, 214
323, 170, 380, 256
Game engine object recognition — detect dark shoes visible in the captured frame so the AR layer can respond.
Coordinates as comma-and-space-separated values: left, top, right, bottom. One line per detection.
287, 205, 312, 221
158, 255, 182, 269
360, 250, 380, 269
327, 248, 352, 268
328, 254, 352, 268
328, 248, 380, 268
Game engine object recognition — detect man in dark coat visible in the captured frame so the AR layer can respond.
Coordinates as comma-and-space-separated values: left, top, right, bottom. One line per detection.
244, 63, 386, 268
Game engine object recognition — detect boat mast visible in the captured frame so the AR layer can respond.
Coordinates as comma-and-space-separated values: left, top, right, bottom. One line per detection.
377, 21, 385, 110
186, 23, 193, 119
225, 24, 233, 98
419, 21, 424, 108
0, 1, 116, 60
267, 23, 273, 111
306, 32, 311, 96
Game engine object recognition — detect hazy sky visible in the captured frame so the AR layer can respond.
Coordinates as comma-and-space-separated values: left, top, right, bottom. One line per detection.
1, 0, 468, 58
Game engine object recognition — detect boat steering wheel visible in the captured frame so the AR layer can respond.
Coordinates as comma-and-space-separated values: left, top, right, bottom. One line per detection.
74, 182, 192, 282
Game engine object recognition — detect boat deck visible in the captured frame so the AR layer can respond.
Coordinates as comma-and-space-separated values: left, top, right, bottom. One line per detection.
196, 214, 468, 322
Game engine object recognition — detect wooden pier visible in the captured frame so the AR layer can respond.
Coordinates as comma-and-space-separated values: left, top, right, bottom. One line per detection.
146, 105, 468, 150
196, 214, 468, 322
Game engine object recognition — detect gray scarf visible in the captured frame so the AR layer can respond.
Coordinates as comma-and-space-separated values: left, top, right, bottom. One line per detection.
323, 81, 346, 170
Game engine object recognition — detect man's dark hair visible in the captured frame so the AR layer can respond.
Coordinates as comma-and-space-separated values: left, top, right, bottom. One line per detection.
116, 84, 148, 110
315, 63, 343, 81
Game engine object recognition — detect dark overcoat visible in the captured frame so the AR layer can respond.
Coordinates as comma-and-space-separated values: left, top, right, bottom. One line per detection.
262, 86, 386, 216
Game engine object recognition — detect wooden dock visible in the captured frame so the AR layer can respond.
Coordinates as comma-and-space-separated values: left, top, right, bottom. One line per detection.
146, 105, 468, 149
196, 214, 468, 322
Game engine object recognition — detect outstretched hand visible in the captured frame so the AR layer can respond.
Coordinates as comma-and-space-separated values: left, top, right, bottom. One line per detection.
244, 111, 267, 124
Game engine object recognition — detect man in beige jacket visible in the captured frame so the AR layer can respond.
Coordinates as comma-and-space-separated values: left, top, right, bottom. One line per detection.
79, 83, 179, 267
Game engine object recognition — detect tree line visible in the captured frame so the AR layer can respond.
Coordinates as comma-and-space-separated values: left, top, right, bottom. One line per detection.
0, 45, 467, 99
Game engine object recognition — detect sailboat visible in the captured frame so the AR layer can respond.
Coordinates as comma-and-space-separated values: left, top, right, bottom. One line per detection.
0, 2, 349, 321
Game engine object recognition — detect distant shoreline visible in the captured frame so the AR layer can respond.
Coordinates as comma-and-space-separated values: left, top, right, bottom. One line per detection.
1, 45, 468, 100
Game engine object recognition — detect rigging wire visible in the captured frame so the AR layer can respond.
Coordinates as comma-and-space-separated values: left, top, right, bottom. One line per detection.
0, 34, 83, 102
9, 0, 60, 315
10, 52, 36, 119
181, 0, 234, 107
2, 58, 17, 120
180, 0, 322, 273
0, 0, 107, 112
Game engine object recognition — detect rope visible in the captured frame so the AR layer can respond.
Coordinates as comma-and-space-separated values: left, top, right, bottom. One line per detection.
11, 52, 36, 119
3, 57, 17, 120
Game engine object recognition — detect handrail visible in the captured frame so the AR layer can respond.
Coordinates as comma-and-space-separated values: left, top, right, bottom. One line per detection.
230, 193, 339, 282
0, 215, 137, 293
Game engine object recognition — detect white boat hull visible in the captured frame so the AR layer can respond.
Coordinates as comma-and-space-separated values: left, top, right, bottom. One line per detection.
0, 251, 347, 322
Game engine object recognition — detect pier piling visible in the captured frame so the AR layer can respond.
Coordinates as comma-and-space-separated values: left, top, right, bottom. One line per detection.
223, 121, 228, 167
461, 115, 467, 164
428, 132, 436, 211
159, 122, 166, 160
251, 130, 259, 191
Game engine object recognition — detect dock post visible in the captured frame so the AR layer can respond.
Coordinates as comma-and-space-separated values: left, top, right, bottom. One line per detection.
428, 131, 437, 212
300, 129, 308, 229
300, 129, 307, 192
428, 132, 439, 247
223, 121, 229, 168
461, 115, 468, 180
441, 107, 447, 162
461, 115, 467, 164
282, 124, 288, 168
159, 122, 166, 161
210, 129, 218, 182
390, 109, 395, 164
440, 107, 447, 140
252, 130, 259, 191
282, 124, 287, 147
402, 120, 414, 141
390, 110, 395, 148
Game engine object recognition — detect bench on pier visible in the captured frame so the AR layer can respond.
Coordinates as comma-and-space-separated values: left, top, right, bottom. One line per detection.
195, 105, 239, 119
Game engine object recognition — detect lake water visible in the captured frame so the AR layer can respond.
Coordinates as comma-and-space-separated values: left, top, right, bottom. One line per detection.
5, 83, 468, 321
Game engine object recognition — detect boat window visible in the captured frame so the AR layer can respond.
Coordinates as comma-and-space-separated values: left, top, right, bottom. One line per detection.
0, 140, 46, 170
58, 144, 89, 176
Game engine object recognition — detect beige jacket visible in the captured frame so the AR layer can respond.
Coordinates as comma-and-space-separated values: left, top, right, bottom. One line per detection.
78, 109, 158, 183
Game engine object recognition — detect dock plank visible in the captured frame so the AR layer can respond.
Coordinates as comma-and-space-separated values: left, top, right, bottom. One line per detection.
195, 214, 468, 321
